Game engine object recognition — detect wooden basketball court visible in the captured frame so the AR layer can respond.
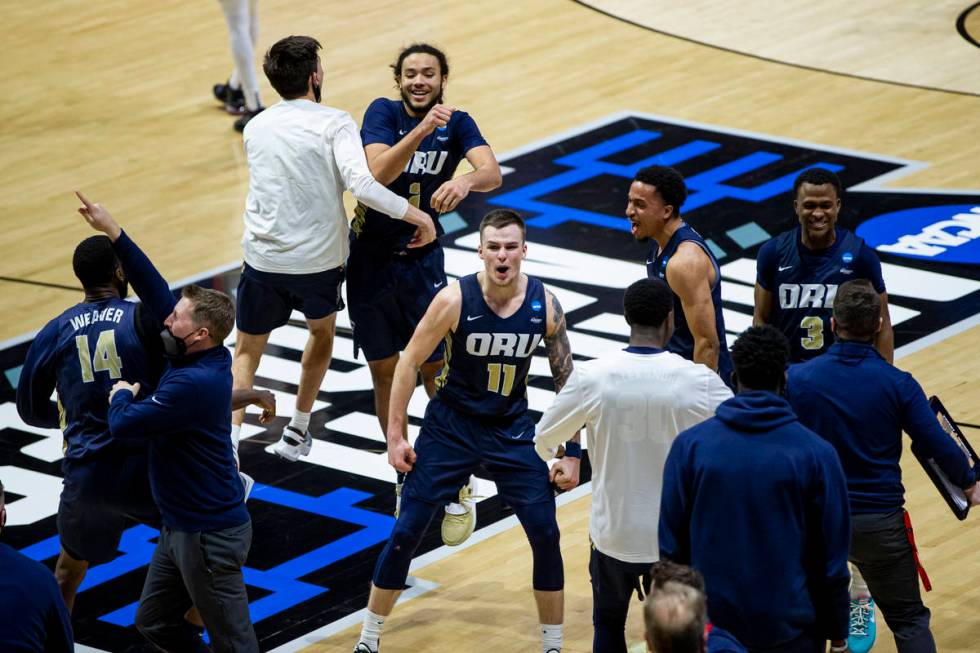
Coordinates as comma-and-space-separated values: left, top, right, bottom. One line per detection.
1, 1, 978, 651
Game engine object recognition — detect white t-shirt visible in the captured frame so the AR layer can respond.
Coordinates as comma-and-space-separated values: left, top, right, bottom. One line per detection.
534, 348, 732, 563
241, 99, 410, 274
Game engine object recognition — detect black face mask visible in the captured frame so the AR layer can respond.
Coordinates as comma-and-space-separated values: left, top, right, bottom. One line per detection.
160, 327, 195, 359
313, 80, 321, 103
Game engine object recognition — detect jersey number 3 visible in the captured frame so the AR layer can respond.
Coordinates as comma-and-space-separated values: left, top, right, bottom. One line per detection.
75, 331, 123, 382
800, 316, 825, 351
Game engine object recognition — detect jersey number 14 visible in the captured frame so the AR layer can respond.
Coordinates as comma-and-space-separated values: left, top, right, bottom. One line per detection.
75, 331, 123, 382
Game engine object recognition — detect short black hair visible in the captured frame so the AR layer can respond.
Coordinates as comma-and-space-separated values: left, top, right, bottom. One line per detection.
730, 325, 790, 391
623, 278, 673, 329
479, 209, 525, 242
793, 167, 842, 200
633, 166, 687, 218
73, 235, 118, 289
649, 560, 706, 593
391, 43, 449, 80
264, 35, 322, 99
833, 279, 880, 341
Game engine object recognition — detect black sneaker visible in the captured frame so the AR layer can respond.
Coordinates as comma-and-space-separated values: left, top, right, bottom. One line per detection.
234, 106, 265, 132
213, 81, 246, 115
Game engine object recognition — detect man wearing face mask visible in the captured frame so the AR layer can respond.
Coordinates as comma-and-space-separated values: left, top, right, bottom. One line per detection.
75, 193, 263, 653
17, 203, 273, 623
234, 35, 437, 466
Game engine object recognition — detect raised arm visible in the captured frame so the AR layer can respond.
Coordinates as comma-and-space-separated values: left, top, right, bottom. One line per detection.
386, 284, 461, 472
666, 243, 720, 371
430, 145, 502, 214
331, 119, 435, 247
364, 102, 454, 185
75, 191, 176, 322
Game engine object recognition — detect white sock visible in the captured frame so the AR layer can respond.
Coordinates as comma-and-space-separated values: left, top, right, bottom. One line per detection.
850, 564, 871, 599
358, 609, 385, 651
230, 424, 242, 464
218, 0, 262, 110
541, 623, 562, 652
290, 409, 311, 434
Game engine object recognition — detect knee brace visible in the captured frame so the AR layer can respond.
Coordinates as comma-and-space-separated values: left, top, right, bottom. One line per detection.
372, 496, 440, 590
515, 501, 563, 591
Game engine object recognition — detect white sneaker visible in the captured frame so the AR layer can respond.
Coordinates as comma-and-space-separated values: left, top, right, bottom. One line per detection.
240, 471, 255, 501
441, 477, 480, 546
273, 425, 313, 462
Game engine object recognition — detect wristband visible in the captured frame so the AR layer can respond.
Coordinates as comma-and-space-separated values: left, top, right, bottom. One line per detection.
563, 441, 582, 458
830, 645, 848, 652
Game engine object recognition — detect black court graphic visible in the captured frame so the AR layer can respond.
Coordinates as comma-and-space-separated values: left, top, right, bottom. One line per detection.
1, 112, 978, 652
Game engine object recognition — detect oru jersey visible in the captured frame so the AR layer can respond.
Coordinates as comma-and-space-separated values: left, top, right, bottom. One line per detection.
353, 98, 487, 252
647, 223, 734, 387
756, 227, 886, 362
17, 298, 159, 461
436, 274, 547, 419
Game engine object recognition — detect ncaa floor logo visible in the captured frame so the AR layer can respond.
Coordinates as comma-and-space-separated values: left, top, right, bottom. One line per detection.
0, 112, 978, 652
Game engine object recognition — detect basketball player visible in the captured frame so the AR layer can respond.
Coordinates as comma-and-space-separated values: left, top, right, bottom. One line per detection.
212, 0, 265, 130
354, 209, 576, 653
534, 278, 731, 652
787, 280, 980, 653
753, 167, 892, 650
626, 165, 734, 387
232, 36, 436, 464
753, 167, 893, 363
16, 215, 273, 615
349, 43, 502, 545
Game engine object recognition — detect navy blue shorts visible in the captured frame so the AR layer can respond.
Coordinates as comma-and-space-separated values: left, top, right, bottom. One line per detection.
402, 397, 553, 507
58, 445, 161, 565
236, 262, 345, 335
346, 241, 446, 362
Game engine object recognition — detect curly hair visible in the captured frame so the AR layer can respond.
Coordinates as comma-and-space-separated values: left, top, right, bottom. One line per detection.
792, 167, 842, 200
623, 278, 673, 329
730, 325, 790, 391
649, 560, 705, 593
633, 166, 687, 218
73, 235, 119, 289
391, 43, 449, 80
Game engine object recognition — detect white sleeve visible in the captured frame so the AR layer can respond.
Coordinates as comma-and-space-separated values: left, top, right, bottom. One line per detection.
705, 371, 734, 414
533, 366, 590, 461
330, 116, 410, 220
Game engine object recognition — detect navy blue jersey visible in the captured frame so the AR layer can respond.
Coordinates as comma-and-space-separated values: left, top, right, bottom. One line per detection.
436, 274, 547, 419
352, 98, 487, 252
647, 223, 733, 386
756, 227, 886, 362
17, 298, 160, 461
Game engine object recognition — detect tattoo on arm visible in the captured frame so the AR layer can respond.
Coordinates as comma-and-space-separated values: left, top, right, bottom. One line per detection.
545, 292, 574, 392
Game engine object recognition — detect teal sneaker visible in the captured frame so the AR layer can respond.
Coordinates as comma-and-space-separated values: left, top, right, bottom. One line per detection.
848, 597, 876, 653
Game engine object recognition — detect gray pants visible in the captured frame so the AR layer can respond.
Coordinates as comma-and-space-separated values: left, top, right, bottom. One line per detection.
136, 520, 258, 653
850, 510, 934, 653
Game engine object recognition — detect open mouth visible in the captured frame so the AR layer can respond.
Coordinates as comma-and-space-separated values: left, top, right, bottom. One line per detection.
495, 265, 509, 277
410, 88, 429, 101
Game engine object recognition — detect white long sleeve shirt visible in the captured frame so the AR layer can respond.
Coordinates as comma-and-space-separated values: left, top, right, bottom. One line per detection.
241, 99, 410, 274
534, 348, 732, 563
